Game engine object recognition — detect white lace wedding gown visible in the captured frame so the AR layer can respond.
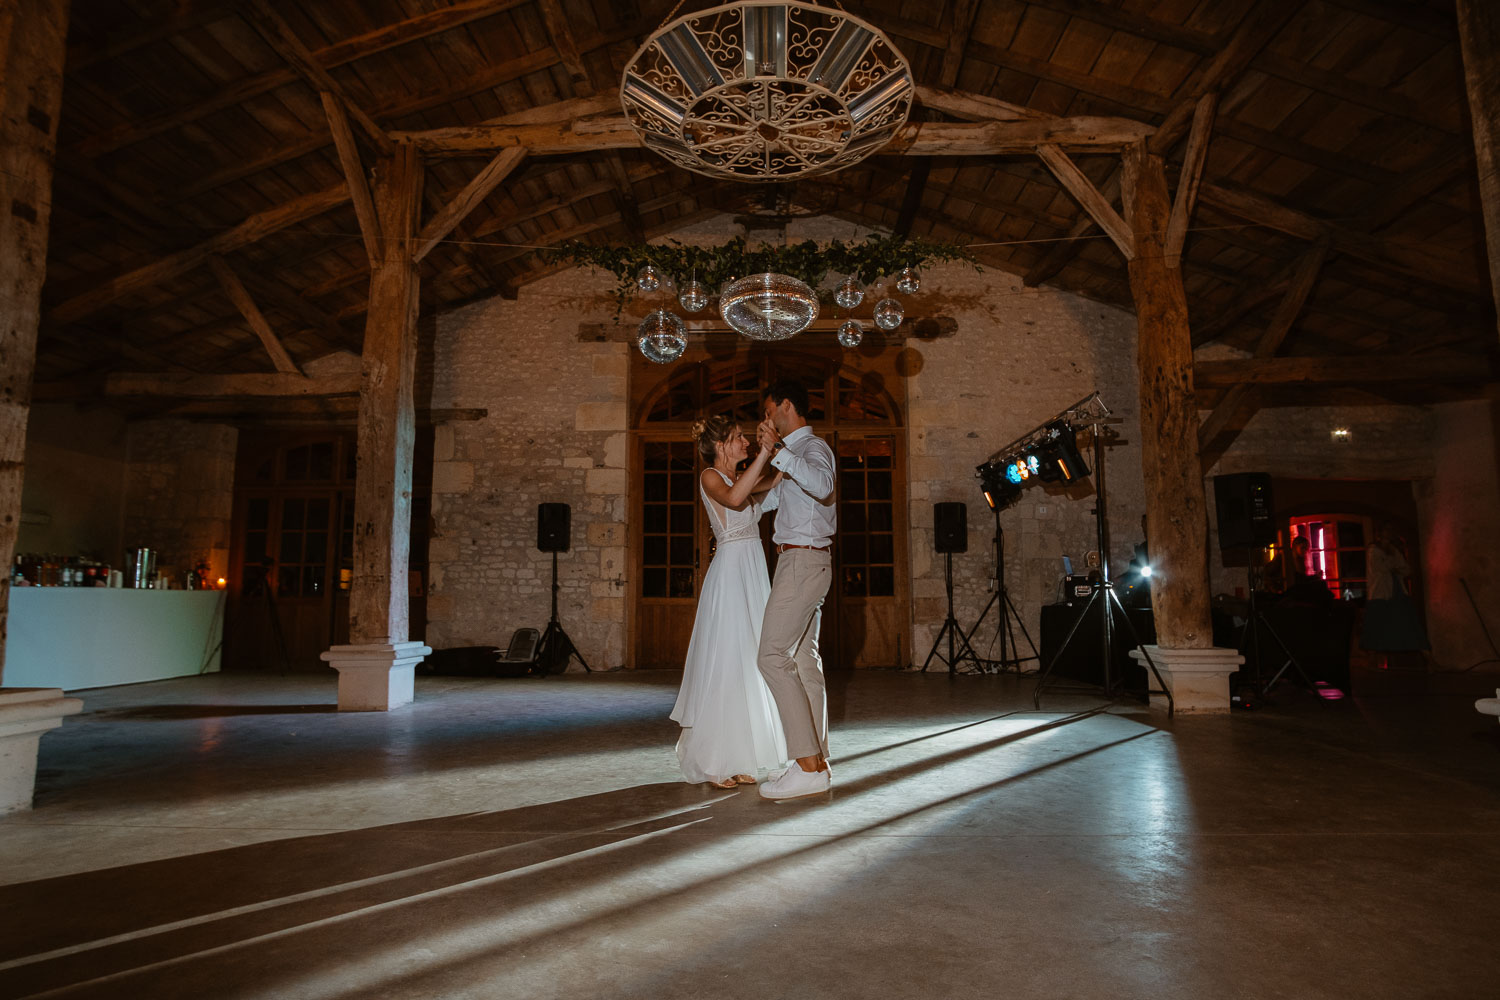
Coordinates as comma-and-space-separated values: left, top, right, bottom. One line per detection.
669, 469, 788, 783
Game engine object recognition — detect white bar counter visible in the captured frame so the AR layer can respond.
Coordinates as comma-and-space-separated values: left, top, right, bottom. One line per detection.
3, 589, 224, 690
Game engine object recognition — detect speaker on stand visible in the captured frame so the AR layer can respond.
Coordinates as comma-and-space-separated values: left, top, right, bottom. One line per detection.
922, 502, 983, 674
1212, 474, 1312, 697
535, 502, 590, 673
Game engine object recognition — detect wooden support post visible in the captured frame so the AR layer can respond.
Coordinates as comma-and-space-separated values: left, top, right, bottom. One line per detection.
1120, 141, 1214, 650
1456, 0, 1500, 342
321, 142, 430, 710
0, 0, 86, 808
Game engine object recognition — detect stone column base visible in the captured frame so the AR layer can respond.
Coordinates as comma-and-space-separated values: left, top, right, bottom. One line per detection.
321, 641, 432, 711
1129, 645, 1244, 715
0, 688, 84, 814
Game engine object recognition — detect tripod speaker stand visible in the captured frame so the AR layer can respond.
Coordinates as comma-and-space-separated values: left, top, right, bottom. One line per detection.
963, 504, 1039, 673
1031, 423, 1173, 714
1239, 549, 1314, 696
535, 503, 590, 674
922, 502, 983, 674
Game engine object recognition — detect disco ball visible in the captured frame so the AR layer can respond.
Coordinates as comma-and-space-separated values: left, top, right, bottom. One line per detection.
837, 319, 864, 348
636, 265, 662, 293
719, 272, 819, 341
678, 279, 710, 313
637, 309, 687, 363
895, 266, 921, 295
873, 297, 904, 331
834, 275, 865, 310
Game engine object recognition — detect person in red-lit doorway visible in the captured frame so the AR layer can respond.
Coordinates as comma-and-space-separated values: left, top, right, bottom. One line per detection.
1360, 522, 1429, 669
755, 377, 838, 801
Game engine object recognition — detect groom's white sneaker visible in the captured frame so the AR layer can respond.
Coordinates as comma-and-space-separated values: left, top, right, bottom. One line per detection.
759, 764, 831, 800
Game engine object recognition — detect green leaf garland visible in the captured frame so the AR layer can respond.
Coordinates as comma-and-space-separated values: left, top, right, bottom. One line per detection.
539, 235, 978, 316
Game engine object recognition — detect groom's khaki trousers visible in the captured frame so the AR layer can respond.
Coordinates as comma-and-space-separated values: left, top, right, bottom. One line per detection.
757, 548, 833, 760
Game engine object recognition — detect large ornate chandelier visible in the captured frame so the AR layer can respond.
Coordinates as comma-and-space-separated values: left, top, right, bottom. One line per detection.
620, 1, 914, 182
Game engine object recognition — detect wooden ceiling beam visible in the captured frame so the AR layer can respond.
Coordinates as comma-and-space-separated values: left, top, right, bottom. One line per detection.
1251, 50, 1464, 134
939, 0, 982, 89
398, 115, 1155, 154
74, 0, 532, 157
1165, 92, 1217, 262
1250, 239, 1330, 358
1036, 145, 1134, 259
1198, 240, 1328, 459
48, 182, 349, 325
103, 371, 360, 398
893, 159, 932, 239
915, 85, 1048, 122
244, 0, 393, 155
1022, 4, 1296, 284
1021, 0, 1218, 55
602, 154, 647, 242
66, 1, 240, 72
1193, 353, 1491, 389
414, 148, 527, 263
207, 255, 302, 374
320, 92, 383, 266
1198, 181, 1489, 297
301, 165, 654, 303
537, 0, 595, 96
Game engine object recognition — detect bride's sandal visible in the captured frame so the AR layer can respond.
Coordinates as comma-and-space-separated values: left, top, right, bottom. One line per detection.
731, 774, 757, 785
708, 777, 739, 789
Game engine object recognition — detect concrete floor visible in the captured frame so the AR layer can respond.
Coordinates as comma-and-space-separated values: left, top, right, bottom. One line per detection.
2, 667, 1500, 1000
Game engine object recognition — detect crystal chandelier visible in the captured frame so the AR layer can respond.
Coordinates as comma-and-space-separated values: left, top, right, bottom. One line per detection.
620, 2, 914, 182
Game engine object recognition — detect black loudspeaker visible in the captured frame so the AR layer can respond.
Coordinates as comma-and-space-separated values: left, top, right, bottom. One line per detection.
933, 502, 968, 554
537, 502, 571, 553
1213, 473, 1275, 550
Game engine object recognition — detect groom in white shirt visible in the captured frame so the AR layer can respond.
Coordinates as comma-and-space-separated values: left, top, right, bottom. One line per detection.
755, 378, 837, 800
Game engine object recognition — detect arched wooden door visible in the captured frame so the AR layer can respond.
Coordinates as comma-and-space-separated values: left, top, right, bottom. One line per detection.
630, 343, 908, 670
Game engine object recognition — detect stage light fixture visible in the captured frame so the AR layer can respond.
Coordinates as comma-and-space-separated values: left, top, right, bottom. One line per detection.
978, 462, 1021, 511
1036, 421, 1089, 484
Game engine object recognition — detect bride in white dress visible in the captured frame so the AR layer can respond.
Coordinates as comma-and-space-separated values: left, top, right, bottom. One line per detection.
670, 415, 788, 788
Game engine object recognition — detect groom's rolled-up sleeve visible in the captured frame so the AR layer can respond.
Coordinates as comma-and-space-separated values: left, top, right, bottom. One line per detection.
771, 441, 835, 501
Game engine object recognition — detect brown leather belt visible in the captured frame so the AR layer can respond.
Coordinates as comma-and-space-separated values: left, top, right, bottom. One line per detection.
777, 543, 831, 554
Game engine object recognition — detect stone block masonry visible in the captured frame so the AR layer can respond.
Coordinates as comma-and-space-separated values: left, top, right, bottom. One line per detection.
427, 270, 629, 667
121, 420, 236, 582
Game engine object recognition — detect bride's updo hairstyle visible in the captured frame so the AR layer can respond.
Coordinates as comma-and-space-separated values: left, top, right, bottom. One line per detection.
692, 414, 737, 465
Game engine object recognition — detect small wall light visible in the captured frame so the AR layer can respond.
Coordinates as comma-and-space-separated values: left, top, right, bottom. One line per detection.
1331, 427, 1351, 442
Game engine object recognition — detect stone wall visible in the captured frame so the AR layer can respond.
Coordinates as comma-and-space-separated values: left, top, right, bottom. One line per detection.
426, 269, 629, 665
17, 403, 129, 561
1416, 399, 1500, 672
426, 216, 1150, 668
902, 263, 1146, 663
120, 420, 237, 584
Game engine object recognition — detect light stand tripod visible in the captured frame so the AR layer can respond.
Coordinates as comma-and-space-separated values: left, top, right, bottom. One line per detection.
536, 550, 590, 674
1031, 421, 1174, 715
922, 550, 984, 674
963, 504, 1039, 672
1239, 550, 1314, 696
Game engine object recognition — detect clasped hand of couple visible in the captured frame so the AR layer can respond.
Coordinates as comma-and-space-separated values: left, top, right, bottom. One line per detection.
756, 419, 782, 454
